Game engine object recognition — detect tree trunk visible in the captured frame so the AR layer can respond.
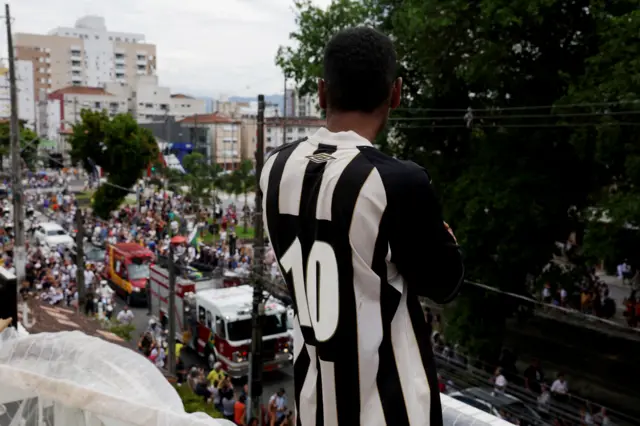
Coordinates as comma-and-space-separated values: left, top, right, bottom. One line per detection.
243, 190, 248, 233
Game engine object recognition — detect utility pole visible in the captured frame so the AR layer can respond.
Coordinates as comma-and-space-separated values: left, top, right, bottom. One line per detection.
75, 209, 86, 310
6, 4, 26, 286
247, 94, 266, 424
282, 76, 287, 146
167, 243, 177, 376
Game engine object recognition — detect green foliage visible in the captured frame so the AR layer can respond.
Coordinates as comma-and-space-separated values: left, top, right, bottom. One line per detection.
108, 321, 136, 342
68, 110, 158, 218
276, 0, 640, 359
0, 121, 40, 170
173, 384, 223, 418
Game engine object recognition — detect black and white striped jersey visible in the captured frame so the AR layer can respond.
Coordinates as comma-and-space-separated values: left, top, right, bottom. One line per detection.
260, 128, 464, 426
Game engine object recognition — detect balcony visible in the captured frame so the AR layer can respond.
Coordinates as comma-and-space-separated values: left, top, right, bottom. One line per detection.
114, 56, 126, 65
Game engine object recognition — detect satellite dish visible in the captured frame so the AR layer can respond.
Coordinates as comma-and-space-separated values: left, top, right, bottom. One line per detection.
0, 404, 6, 415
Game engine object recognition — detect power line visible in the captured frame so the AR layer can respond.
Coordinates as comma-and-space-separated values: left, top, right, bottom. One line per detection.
394, 122, 640, 129
389, 110, 640, 122
393, 100, 640, 113
462, 279, 640, 334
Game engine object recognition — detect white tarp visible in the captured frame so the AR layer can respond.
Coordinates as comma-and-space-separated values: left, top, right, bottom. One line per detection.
0, 328, 234, 426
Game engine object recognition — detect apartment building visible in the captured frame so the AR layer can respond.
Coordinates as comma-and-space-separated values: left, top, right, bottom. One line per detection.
179, 113, 242, 170
283, 88, 322, 118
265, 116, 325, 151
15, 15, 156, 101
0, 61, 35, 127
46, 86, 128, 142
104, 75, 205, 123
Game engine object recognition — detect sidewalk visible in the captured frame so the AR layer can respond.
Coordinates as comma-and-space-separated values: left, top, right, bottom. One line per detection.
18, 298, 130, 349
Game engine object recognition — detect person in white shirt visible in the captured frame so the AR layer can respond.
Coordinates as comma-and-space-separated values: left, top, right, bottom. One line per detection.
98, 280, 114, 303
550, 373, 569, 403
116, 305, 135, 325
491, 367, 508, 395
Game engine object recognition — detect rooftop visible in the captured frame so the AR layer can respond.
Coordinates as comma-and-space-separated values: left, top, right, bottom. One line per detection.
179, 112, 240, 125
49, 86, 114, 97
196, 285, 286, 319
266, 116, 325, 127
171, 94, 193, 99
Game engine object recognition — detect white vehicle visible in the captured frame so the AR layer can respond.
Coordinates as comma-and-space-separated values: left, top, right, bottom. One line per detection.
33, 222, 74, 249
191, 285, 292, 376
150, 265, 292, 376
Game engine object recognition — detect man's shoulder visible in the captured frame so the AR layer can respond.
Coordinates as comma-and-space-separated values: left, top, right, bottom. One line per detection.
265, 137, 308, 162
356, 147, 432, 190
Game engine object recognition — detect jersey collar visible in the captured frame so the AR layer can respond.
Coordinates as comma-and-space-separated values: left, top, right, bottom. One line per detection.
309, 127, 374, 148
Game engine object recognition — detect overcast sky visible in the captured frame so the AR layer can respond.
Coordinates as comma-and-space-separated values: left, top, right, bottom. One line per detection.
4, 0, 330, 98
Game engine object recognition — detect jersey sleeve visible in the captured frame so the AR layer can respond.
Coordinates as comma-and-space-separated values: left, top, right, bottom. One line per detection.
388, 164, 464, 304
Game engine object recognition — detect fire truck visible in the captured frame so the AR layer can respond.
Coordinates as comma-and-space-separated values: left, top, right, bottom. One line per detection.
150, 265, 292, 376
149, 264, 199, 341
192, 285, 292, 376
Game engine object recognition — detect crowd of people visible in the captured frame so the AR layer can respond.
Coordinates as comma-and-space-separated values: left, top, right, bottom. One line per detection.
181, 361, 293, 426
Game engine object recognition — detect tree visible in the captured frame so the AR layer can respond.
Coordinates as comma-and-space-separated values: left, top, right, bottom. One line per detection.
0, 121, 39, 170
276, 0, 640, 362
181, 152, 222, 210
68, 110, 158, 218
230, 160, 256, 232
561, 9, 640, 270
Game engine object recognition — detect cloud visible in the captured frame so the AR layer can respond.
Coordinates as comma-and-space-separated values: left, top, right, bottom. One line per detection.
4, 0, 331, 97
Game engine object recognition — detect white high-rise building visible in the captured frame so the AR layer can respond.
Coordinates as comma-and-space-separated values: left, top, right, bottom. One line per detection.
0, 60, 36, 128
15, 15, 156, 100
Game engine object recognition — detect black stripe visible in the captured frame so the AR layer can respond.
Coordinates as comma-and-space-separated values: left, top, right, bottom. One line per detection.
329, 153, 374, 426
298, 144, 337, 346
265, 140, 305, 324
372, 209, 410, 426
407, 291, 443, 426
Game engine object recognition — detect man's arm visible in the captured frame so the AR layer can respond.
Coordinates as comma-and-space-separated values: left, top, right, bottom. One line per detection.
388, 165, 464, 304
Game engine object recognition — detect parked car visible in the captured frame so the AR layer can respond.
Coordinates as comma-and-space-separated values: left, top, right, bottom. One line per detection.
34, 222, 74, 249
448, 387, 545, 426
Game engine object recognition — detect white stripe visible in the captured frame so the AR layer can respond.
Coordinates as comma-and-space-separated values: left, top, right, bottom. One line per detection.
315, 149, 359, 220
348, 168, 387, 425
299, 343, 318, 426
278, 142, 317, 216
391, 288, 431, 425
319, 359, 338, 426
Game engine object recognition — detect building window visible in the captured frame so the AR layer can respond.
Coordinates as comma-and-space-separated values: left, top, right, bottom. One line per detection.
298, 127, 305, 133
287, 127, 293, 133
137, 65, 146, 71
267, 137, 271, 142
287, 137, 293, 142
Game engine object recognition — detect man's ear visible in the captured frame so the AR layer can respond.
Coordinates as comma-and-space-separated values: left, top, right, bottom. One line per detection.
390, 77, 402, 109
318, 79, 327, 110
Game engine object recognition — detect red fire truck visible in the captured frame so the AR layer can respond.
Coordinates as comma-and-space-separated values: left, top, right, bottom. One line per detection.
149, 265, 292, 376
192, 285, 292, 376
149, 264, 199, 341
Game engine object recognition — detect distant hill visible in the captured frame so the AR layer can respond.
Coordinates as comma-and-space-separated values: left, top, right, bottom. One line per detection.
229, 94, 283, 110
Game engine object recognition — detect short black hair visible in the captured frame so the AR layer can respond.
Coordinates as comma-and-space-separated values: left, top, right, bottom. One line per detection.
323, 27, 397, 113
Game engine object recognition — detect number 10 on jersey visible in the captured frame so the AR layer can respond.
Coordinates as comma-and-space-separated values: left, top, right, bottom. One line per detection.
280, 238, 340, 343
